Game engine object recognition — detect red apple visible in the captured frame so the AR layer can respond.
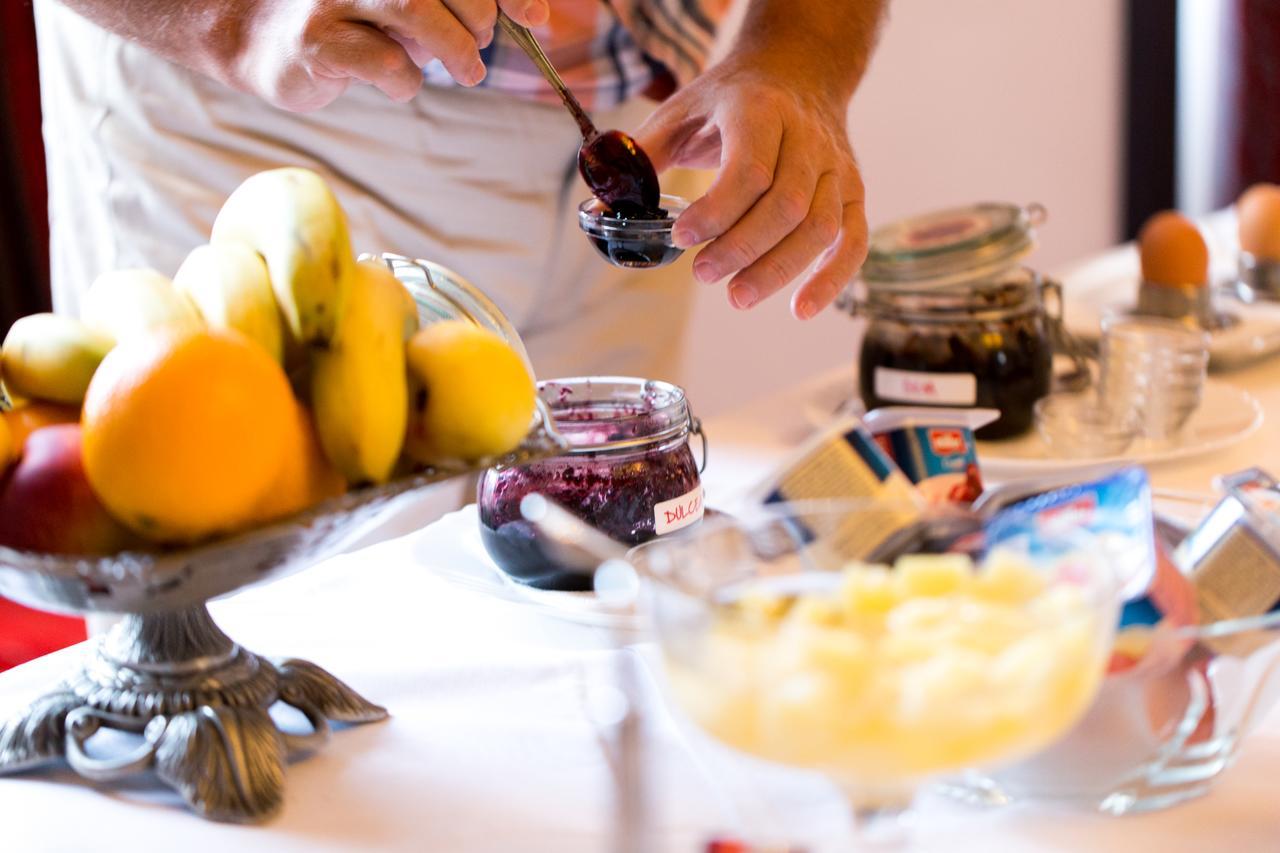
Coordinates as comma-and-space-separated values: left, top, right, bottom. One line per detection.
0, 424, 136, 555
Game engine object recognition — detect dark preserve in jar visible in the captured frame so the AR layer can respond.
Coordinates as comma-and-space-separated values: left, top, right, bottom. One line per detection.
858, 279, 1053, 439
478, 377, 704, 591
846, 203, 1059, 440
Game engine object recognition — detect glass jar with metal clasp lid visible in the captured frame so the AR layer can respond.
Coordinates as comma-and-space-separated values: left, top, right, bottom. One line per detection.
835, 202, 1089, 440
477, 376, 708, 592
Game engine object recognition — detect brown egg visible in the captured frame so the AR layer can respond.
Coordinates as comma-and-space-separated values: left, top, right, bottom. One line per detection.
1237, 183, 1280, 261
1138, 210, 1209, 286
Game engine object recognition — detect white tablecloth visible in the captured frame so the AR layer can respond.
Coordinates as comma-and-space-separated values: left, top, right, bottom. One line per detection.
3, 233, 1280, 851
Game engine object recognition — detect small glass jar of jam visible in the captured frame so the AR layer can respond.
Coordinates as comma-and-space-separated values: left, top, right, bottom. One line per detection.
478, 377, 706, 591
578, 195, 690, 269
839, 202, 1080, 440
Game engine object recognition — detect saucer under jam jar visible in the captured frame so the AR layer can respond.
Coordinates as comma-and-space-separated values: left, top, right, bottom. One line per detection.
839, 202, 1071, 440
478, 377, 706, 591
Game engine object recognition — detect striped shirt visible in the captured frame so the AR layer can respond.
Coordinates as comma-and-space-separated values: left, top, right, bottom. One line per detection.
423, 0, 730, 111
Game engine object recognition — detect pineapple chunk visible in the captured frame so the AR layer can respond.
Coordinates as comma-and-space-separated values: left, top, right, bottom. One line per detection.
894, 553, 975, 597
975, 549, 1047, 603
839, 564, 900, 619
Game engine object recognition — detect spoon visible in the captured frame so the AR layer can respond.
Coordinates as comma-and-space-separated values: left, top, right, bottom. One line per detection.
495, 12, 661, 216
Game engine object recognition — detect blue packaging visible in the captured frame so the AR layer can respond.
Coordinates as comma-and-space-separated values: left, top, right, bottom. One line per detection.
984, 467, 1166, 628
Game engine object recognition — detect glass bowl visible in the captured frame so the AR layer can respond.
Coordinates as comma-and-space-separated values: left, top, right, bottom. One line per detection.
631, 500, 1120, 841
578, 194, 690, 270
953, 608, 1280, 814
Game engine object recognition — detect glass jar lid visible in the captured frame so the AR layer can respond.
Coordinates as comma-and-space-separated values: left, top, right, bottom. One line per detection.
861, 202, 1044, 288
538, 376, 698, 456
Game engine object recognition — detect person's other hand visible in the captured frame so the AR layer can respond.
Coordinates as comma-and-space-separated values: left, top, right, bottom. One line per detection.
634, 57, 867, 320
227, 0, 550, 111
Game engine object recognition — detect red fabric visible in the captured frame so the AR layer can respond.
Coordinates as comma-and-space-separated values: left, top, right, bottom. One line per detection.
0, 4, 74, 671
0, 598, 86, 672
0, 0, 50, 289
1237, 0, 1280, 190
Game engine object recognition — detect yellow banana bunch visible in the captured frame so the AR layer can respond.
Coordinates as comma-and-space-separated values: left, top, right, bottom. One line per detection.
211, 167, 354, 347
174, 242, 285, 364
1, 313, 114, 405
79, 268, 204, 344
309, 261, 418, 485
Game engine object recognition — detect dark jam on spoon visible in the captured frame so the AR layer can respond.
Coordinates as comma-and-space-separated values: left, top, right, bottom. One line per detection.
578, 129, 662, 215
577, 129, 683, 268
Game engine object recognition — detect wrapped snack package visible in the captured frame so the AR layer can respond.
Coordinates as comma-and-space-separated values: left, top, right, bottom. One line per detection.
1177, 468, 1280, 655
749, 416, 925, 564
862, 407, 998, 506
984, 467, 1198, 672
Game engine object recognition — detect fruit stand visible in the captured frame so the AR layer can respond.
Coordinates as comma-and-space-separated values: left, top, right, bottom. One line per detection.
0, 168, 565, 821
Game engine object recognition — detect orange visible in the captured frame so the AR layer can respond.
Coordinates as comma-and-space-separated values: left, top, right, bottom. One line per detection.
3, 402, 81, 456
0, 413, 12, 471
82, 329, 294, 543
254, 400, 347, 523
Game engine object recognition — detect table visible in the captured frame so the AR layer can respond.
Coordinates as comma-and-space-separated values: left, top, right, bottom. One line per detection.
3, 235, 1280, 852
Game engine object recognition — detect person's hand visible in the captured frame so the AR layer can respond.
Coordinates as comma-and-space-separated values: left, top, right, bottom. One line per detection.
225, 0, 550, 111
634, 56, 868, 320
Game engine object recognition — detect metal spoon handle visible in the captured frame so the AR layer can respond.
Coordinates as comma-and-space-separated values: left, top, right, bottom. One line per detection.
495, 11, 597, 140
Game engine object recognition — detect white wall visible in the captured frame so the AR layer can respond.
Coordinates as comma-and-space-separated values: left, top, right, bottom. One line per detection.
677, 0, 1126, 416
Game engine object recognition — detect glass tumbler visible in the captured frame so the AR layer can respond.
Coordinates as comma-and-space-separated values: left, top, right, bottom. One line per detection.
1099, 315, 1211, 442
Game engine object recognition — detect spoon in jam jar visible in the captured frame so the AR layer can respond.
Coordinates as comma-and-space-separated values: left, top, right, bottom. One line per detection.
496, 12, 662, 218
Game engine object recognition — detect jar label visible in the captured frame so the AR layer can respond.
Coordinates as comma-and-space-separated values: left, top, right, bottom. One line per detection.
874, 367, 977, 406
655, 485, 705, 536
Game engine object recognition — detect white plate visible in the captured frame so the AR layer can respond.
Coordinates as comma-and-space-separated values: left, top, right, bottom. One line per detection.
977, 379, 1264, 477
798, 371, 1263, 478
410, 505, 646, 632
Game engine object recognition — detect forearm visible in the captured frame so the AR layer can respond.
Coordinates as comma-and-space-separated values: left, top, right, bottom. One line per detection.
56, 0, 247, 87
731, 0, 886, 107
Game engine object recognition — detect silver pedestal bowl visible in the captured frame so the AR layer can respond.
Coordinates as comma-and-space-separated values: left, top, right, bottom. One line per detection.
0, 256, 564, 822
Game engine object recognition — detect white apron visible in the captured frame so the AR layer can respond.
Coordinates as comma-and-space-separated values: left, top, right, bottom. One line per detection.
33, 0, 707, 384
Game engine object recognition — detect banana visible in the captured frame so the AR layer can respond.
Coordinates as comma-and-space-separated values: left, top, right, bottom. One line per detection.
211, 167, 354, 347
309, 261, 410, 485
174, 242, 285, 363
1, 313, 114, 404
80, 268, 204, 344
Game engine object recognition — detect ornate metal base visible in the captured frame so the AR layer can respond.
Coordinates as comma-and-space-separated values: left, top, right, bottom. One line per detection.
0, 606, 387, 823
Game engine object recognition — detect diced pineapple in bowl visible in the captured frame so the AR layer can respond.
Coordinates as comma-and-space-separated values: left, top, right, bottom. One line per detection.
635, 500, 1121, 818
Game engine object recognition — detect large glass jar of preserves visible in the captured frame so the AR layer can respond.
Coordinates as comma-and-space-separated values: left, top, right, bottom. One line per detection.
841, 203, 1074, 440
477, 377, 705, 591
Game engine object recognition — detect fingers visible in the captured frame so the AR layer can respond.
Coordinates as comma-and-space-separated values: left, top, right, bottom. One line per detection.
443, 0, 499, 45
632, 89, 701, 174
313, 23, 425, 102
352, 0, 486, 85
692, 131, 821, 286
385, 29, 436, 67
722, 171, 842, 310
791, 190, 869, 320
497, 0, 551, 28
671, 108, 783, 249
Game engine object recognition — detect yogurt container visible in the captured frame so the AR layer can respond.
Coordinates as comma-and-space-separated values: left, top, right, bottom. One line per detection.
862, 407, 999, 505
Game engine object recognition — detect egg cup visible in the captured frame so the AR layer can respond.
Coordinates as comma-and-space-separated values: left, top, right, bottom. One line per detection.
1233, 252, 1280, 304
